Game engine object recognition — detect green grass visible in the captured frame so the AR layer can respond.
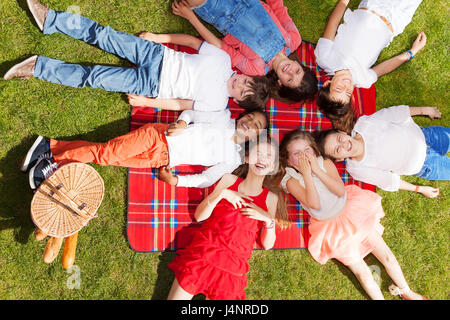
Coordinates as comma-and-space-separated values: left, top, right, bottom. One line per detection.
0, 0, 448, 300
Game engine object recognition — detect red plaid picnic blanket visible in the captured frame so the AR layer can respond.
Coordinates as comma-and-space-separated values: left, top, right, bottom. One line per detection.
127, 41, 376, 252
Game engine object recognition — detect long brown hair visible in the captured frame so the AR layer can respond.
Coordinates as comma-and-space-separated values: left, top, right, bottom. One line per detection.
232, 135, 290, 228
316, 83, 356, 134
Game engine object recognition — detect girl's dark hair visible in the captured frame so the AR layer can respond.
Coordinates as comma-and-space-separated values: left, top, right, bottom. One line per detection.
266, 51, 318, 104
237, 76, 270, 110
316, 83, 356, 134
232, 135, 290, 228
312, 129, 339, 161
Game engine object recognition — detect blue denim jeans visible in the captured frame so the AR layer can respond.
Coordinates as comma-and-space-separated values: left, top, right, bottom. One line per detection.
414, 126, 450, 180
193, 0, 286, 63
33, 9, 164, 96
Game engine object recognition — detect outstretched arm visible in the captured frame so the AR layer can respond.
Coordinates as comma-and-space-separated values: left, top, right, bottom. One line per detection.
409, 106, 441, 119
322, 0, 349, 40
137, 31, 202, 50
399, 179, 439, 198
372, 32, 426, 78
172, 0, 222, 49
126, 94, 194, 111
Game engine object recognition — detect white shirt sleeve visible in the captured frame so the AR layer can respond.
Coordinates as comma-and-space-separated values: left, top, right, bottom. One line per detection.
198, 41, 230, 59
314, 38, 335, 71
364, 105, 411, 124
359, 68, 378, 88
347, 164, 401, 192
176, 161, 240, 188
177, 110, 195, 124
177, 110, 232, 126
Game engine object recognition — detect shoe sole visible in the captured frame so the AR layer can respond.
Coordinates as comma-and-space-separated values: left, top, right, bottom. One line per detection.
21, 135, 45, 172
3, 55, 38, 81
27, 0, 44, 31
28, 161, 39, 190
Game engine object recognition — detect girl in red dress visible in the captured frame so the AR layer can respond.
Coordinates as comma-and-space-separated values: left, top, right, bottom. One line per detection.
168, 138, 289, 300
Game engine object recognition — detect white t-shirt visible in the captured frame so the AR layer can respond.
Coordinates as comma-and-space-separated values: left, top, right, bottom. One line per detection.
314, 8, 392, 88
165, 110, 242, 188
280, 157, 347, 220
157, 42, 234, 112
346, 105, 427, 191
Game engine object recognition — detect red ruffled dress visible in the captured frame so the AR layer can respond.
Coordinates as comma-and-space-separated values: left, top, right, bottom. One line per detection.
168, 177, 269, 300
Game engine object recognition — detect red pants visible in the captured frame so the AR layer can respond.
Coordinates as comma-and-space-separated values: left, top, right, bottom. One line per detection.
50, 123, 170, 168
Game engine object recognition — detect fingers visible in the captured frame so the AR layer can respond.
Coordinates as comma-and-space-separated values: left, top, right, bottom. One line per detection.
235, 191, 254, 202
431, 107, 442, 119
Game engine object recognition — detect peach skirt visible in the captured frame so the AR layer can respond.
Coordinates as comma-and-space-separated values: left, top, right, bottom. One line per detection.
308, 185, 385, 266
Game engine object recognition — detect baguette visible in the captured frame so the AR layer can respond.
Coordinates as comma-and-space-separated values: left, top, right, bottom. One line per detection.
34, 227, 47, 241
62, 233, 78, 269
43, 237, 63, 264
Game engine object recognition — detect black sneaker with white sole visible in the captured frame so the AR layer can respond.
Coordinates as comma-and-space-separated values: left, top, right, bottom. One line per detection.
28, 158, 59, 190
21, 135, 52, 172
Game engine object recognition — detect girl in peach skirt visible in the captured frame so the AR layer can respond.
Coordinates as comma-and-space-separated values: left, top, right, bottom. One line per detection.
277, 129, 427, 300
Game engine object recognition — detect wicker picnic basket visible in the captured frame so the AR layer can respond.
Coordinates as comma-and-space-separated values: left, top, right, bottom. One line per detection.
30, 163, 104, 238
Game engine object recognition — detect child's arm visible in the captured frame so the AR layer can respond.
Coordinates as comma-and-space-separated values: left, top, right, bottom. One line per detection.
241, 192, 278, 250
195, 174, 253, 222
172, 0, 222, 49
265, 0, 301, 48
409, 106, 441, 119
138, 31, 202, 50
372, 32, 426, 78
322, 0, 349, 41
159, 161, 241, 189
399, 179, 440, 198
307, 155, 346, 197
126, 94, 194, 111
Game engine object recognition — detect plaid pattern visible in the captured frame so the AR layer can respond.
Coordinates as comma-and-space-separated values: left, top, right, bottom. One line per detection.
127, 41, 376, 252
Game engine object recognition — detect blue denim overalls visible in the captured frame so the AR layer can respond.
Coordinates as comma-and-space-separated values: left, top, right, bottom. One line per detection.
193, 0, 287, 63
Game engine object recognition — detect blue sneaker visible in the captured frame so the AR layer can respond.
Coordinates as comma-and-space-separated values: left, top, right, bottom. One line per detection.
28, 158, 58, 190
21, 136, 52, 172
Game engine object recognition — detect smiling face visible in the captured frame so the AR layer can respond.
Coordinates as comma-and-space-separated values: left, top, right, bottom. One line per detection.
323, 131, 361, 161
227, 73, 255, 102
324, 69, 354, 105
286, 138, 317, 168
248, 141, 278, 176
236, 111, 268, 142
273, 54, 305, 88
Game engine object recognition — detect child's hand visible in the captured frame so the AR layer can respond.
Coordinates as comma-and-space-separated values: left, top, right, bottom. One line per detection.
136, 31, 164, 43
158, 167, 178, 186
172, 0, 195, 20
240, 202, 274, 225
221, 189, 253, 209
126, 94, 151, 106
304, 153, 321, 175
418, 186, 439, 198
410, 31, 426, 56
424, 107, 442, 120
295, 153, 312, 176
167, 120, 187, 136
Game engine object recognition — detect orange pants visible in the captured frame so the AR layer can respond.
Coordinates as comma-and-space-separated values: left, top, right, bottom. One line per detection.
50, 123, 170, 168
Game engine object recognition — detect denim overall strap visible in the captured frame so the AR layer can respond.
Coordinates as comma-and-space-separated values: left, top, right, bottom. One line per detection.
194, 0, 286, 63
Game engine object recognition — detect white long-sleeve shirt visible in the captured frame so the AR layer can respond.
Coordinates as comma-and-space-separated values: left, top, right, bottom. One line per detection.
346, 105, 427, 191
165, 109, 243, 188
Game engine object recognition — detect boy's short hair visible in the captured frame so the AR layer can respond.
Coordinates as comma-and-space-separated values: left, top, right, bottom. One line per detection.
236, 76, 270, 110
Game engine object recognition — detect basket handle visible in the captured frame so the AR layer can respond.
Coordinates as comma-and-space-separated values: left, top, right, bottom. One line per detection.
42, 181, 91, 220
